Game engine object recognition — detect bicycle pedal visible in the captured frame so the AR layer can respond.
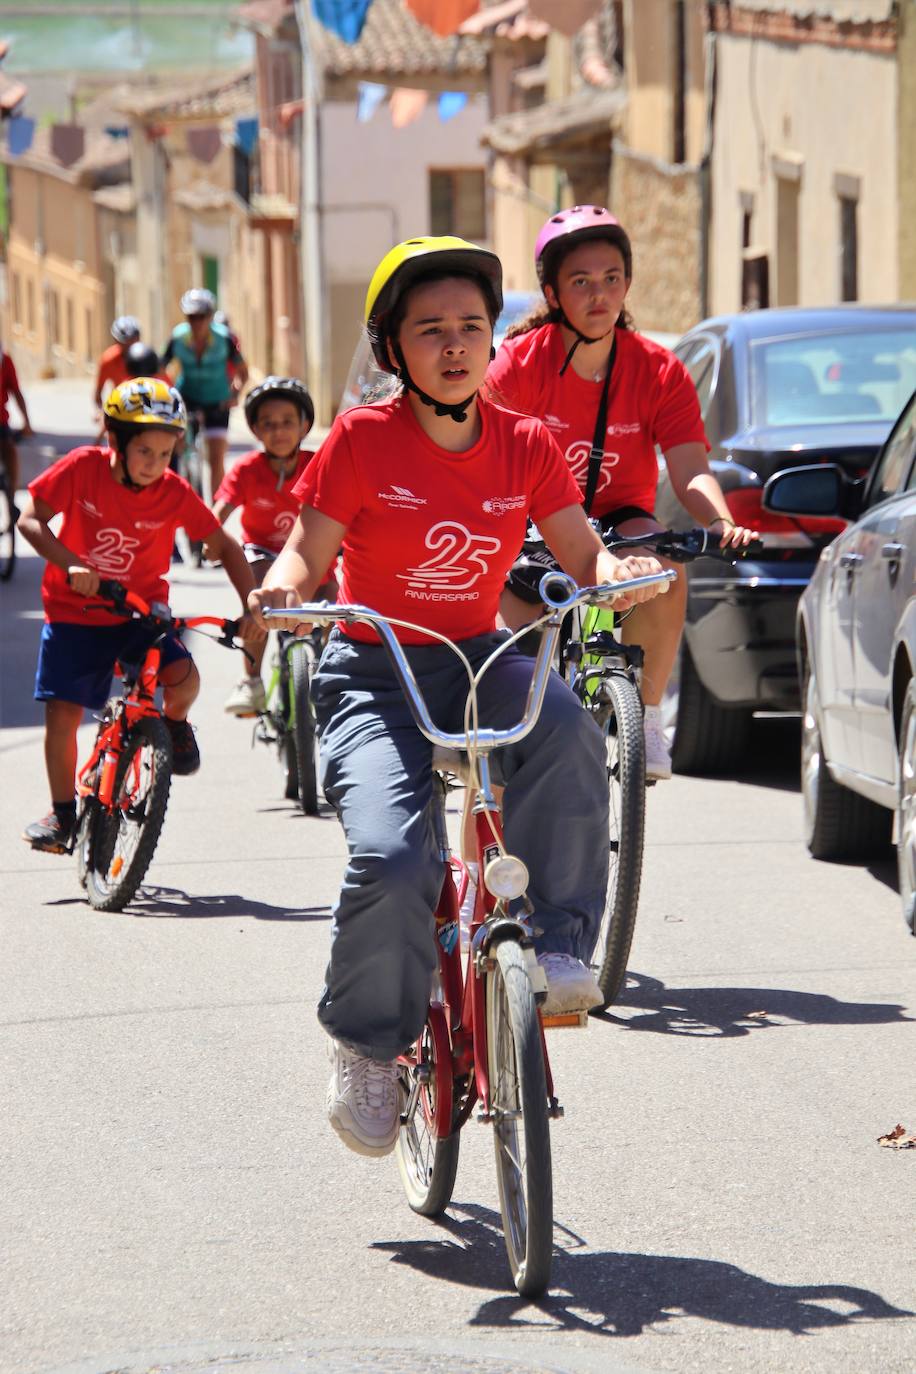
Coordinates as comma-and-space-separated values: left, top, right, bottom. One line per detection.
540, 1010, 589, 1029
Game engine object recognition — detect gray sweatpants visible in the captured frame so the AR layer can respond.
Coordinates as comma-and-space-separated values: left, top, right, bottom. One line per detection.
311, 629, 609, 1061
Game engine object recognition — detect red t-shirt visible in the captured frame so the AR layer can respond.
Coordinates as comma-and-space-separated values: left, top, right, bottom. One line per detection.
95, 343, 130, 397
292, 394, 580, 644
0, 352, 20, 424
29, 446, 219, 626
215, 447, 313, 552
486, 324, 708, 516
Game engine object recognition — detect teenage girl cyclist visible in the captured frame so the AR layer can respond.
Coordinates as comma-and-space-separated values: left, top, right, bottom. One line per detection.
488, 206, 756, 779
249, 236, 667, 1159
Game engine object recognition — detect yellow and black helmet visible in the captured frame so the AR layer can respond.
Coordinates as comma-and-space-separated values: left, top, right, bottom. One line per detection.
104, 378, 187, 433
365, 235, 503, 374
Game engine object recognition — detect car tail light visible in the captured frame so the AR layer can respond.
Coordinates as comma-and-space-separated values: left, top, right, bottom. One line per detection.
724, 486, 846, 549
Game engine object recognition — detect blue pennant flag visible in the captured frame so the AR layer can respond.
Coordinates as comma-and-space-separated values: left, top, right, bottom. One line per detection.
313, 0, 374, 43
356, 82, 386, 123
438, 91, 468, 122
7, 115, 35, 156
235, 116, 259, 156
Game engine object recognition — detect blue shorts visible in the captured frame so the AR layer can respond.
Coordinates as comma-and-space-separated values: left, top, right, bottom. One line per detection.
34, 621, 192, 710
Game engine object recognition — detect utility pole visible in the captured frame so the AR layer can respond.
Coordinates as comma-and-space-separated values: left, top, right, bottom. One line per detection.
295, 0, 332, 426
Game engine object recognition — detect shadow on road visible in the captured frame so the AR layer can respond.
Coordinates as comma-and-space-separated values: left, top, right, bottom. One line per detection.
676, 716, 801, 793
373, 1202, 913, 1336
593, 972, 913, 1036
45, 883, 332, 921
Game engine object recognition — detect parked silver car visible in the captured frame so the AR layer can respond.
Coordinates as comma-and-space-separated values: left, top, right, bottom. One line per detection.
764, 388, 916, 935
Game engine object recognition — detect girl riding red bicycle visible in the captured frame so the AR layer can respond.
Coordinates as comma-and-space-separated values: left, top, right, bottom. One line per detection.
249, 236, 667, 1160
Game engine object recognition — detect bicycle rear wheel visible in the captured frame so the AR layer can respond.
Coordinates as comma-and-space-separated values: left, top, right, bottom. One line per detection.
0, 477, 15, 581
84, 718, 172, 911
590, 671, 645, 1008
396, 1004, 460, 1216
487, 939, 552, 1298
290, 642, 319, 815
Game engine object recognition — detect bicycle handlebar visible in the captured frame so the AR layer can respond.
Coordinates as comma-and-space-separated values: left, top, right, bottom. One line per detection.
262, 570, 674, 755
602, 525, 764, 562
90, 578, 241, 649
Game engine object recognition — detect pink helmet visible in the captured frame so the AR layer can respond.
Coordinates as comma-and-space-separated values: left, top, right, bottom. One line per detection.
534, 205, 632, 286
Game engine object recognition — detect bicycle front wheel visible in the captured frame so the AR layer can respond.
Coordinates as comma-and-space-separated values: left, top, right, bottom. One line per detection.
0, 477, 15, 581
487, 939, 553, 1298
84, 718, 172, 911
591, 671, 646, 1008
290, 642, 319, 815
396, 1004, 460, 1216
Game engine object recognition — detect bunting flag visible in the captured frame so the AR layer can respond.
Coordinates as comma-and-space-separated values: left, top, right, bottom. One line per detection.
187, 126, 222, 164
234, 116, 259, 156
438, 91, 468, 122
527, 0, 601, 36
313, 0, 373, 43
357, 82, 387, 123
390, 88, 428, 129
50, 123, 85, 168
104, 125, 130, 139
6, 115, 35, 156
405, 0, 478, 36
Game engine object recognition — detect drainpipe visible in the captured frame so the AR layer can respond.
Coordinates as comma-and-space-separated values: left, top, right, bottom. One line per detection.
295, 0, 331, 425
699, 13, 717, 320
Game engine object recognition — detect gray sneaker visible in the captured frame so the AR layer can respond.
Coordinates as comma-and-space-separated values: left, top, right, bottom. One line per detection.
326, 1039, 399, 1157
223, 676, 266, 716
537, 953, 603, 1015
643, 706, 672, 780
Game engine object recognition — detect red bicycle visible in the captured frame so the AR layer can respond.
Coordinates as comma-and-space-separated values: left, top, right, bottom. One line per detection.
73, 578, 242, 911
267, 564, 673, 1298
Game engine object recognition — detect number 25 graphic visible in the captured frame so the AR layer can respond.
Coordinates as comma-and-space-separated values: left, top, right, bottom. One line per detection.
398, 521, 501, 591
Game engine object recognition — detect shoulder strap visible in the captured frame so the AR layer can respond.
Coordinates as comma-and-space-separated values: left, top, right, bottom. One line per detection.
582, 331, 617, 517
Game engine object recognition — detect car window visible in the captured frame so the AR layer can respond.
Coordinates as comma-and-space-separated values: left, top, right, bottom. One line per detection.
878, 392, 916, 496
751, 328, 916, 427
676, 334, 719, 419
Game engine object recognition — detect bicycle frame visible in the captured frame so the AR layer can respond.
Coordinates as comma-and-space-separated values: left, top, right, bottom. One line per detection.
77, 584, 237, 815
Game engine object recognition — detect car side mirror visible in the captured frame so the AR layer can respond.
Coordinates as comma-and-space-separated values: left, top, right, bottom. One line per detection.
762, 463, 860, 520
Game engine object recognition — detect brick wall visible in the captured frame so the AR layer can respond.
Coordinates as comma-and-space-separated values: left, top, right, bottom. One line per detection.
610, 140, 703, 335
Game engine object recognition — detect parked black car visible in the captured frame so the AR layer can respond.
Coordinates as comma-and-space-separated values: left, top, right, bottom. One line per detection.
655, 305, 916, 773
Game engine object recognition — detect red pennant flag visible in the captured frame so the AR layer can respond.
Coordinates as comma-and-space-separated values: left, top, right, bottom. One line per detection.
405, 0, 479, 37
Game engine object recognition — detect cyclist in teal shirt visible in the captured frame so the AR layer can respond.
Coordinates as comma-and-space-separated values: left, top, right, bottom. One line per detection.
163, 288, 248, 492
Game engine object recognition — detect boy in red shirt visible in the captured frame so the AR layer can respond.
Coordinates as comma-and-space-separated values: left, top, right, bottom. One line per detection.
18, 378, 260, 853
212, 375, 336, 715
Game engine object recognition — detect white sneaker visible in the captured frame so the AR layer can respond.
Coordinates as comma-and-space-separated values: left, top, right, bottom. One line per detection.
326, 1039, 400, 1157
643, 705, 672, 780
223, 676, 266, 716
537, 953, 603, 1015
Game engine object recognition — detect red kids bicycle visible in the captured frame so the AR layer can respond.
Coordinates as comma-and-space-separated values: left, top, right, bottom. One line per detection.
73, 579, 243, 911
267, 564, 673, 1298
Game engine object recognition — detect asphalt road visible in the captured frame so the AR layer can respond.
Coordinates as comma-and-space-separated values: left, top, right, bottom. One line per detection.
2, 544, 916, 1374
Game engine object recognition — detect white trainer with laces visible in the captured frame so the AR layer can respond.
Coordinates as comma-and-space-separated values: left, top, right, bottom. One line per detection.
643, 705, 672, 780
326, 1039, 400, 1157
537, 953, 603, 1015
223, 675, 267, 716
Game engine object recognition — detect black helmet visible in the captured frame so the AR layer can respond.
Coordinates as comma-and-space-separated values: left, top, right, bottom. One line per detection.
244, 376, 314, 432
124, 341, 161, 379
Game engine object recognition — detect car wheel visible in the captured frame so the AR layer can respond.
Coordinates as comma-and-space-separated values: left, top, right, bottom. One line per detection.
896, 679, 916, 935
668, 641, 751, 775
801, 663, 891, 862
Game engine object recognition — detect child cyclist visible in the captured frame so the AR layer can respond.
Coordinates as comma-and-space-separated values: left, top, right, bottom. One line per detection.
213, 376, 336, 716
17, 378, 262, 853
249, 236, 667, 1159
488, 206, 756, 779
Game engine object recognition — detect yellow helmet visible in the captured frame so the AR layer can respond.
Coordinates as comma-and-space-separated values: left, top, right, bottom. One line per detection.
364, 235, 503, 373
104, 377, 187, 432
